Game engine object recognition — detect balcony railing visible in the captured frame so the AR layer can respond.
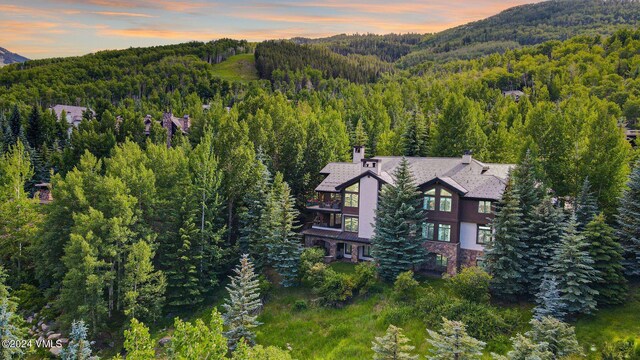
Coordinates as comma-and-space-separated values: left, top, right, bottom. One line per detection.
306, 200, 342, 211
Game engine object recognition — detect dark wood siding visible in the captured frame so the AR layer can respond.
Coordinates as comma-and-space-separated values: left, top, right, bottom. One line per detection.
460, 199, 494, 224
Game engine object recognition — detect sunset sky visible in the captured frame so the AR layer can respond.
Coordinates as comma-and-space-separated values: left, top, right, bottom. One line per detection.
0, 0, 543, 59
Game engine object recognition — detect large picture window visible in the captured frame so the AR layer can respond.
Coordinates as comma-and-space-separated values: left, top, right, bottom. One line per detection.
438, 224, 451, 242
478, 200, 492, 214
344, 216, 359, 232
363, 246, 372, 258
477, 225, 492, 244
345, 244, 352, 255
423, 188, 436, 210
344, 183, 359, 207
439, 189, 452, 212
422, 222, 435, 240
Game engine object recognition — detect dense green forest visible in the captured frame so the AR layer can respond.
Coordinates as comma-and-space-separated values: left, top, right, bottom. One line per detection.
1, 2, 640, 358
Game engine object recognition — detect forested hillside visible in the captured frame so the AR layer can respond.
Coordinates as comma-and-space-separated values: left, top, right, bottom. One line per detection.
292, 33, 425, 62
399, 0, 640, 65
1, 5, 640, 358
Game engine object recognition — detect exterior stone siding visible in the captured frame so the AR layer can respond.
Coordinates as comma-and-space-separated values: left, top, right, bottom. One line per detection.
422, 241, 460, 275
459, 248, 483, 269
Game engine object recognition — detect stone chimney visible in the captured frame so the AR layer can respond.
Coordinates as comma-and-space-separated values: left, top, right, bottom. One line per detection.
353, 146, 365, 163
361, 158, 381, 175
462, 150, 473, 164
182, 115, 190, 132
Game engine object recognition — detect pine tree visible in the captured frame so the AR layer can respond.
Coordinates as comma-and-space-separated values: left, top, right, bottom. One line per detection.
190, 131, 224, 292
533, 274, 566, 321
353, 118, 368, 147
123, 239, 167, 323
616, 159, 640, 276
0, 298, 24, 359
123, 318, 155, 360
524, 317, 583, 359
265, 173, 302, 287
430, 92, 487, 158
371, 325, 418, 360
26, 105, 45, 149
525, 197, 564, 295
371, 158, 427, 281
165, 214, 202, 308
60, 320, 93, 360
239, 154, 272, 270
511, 149, 544, 218
426, 318, 485, 360
575, 177, 599, 231
8, 105, 21, 141
583, 214, 628, 306
499, 333, 554, 360
482, 177, 527, 298
223, 254, 262, 350
551, 216, 599, 315
403, 110, 428, 157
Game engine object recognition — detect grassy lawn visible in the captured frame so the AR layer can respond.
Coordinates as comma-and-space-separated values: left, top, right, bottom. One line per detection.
575, 283, 640, 358
211, 53, 259, 82
145, 264, 640, 359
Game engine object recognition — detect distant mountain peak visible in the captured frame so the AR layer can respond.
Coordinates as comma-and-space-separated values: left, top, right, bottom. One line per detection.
0, 47, 29, 67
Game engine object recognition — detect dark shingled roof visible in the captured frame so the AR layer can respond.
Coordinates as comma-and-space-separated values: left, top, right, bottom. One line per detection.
315, 156, 514, 200
302, 228, 371, 244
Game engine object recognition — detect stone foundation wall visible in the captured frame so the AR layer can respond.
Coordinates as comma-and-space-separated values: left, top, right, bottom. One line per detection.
459, 248, 483, 269
422, 241, 460, 275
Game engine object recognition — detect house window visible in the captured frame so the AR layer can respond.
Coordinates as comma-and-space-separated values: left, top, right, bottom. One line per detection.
344, 183, 359, 207
476, 258, 485, 268
439, 189, 452, 212
477, 225, 492, 244
363, 246, 372, 258
344, 217, 359, 232
438, 224, 451, 242
345, 244, 352, 255
422, 222, 435, 240
423, 189, 436, 210
436, 254, 448, 269
478, 201, 492, 214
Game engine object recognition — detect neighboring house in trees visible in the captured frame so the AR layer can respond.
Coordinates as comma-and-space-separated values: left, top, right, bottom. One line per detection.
143, 112, 191, 146
302, 146, 513, 275
50, 104, 95, 129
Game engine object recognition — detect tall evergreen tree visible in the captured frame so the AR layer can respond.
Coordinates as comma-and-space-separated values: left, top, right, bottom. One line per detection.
575, 177, 599, 231
533, 274, 566, 321
8, 105, 21, 142
265, 173, 302, 287
616, 160, 640, 276
511, 149, 544, 219
498, 333, 554, 360
60, 320, 93, 360
223, 255, 262, 351
525, 197, 564, 295
123, 239, 166, 323
371, 325, 418, 360
26, 105, 45, 149
483, 177, 527, 298
371, 158, 427, 281
426, 318, 485, 360
239, 153, 272, 270
190, 131, 224, 292
583, 214, 628, 306
551, 216, 599, 315
403, 110, 428, 157
165, 213, 202, 309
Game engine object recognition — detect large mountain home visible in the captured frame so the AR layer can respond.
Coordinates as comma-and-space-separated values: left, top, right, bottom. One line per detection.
51, 105, 95, 129
302, 146, 513, 275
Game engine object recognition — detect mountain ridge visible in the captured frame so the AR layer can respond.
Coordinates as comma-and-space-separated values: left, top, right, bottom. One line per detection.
0, 47, 29, 66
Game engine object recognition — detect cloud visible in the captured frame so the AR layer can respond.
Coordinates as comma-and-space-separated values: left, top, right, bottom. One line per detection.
91, 11, 156, 18
50, 0, 213, 13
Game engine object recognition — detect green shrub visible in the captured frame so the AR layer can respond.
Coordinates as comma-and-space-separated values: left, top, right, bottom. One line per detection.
258, 274, 274, 300
300, 247, 325, 278
601, 338, 637, 360
392, 270, 419, 302
292, 299, 308, 311
13, 284, 46, 313
304, 262, 328, 286
353, 262, 377, 296
445, 266, 491, 303
316, 268, 354, 307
